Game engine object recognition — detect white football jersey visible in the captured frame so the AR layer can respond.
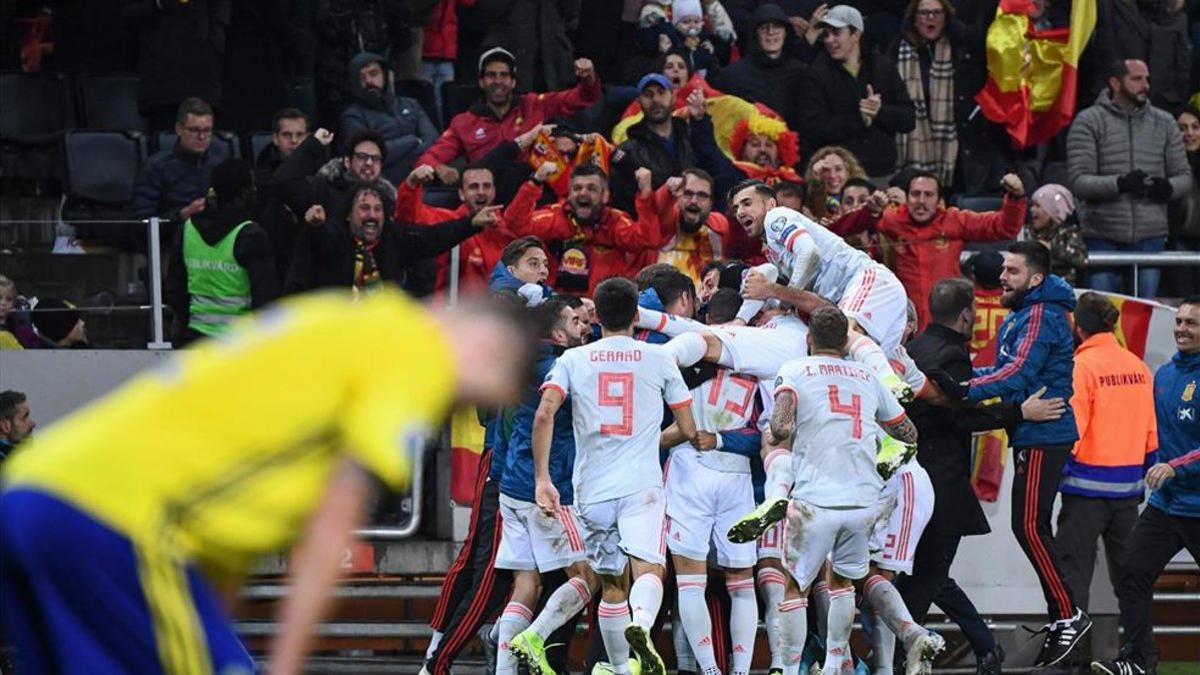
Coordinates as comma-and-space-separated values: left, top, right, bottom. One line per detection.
709, 313, 810, 381
775, 355, 907, 508
669, 368, 760, 474
543, 335, 691, 504
762, 206, 877, 303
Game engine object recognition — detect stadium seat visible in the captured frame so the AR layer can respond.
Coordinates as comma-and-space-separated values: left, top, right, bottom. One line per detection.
63, 130, 146, 205
955, 194, 1004, 213
155, 130, 241, 160
0, 71, 75, 182
0, 71, 75, 139
440, 82, 479, 124
77, 73, 147, 131
396, 79, 440, 128
423, 186, 462, 210
249, 131, 274, 164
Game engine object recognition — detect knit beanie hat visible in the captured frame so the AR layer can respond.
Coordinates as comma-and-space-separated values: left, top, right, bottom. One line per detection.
1031, 184, 1075, 224
673, 0, 703, 23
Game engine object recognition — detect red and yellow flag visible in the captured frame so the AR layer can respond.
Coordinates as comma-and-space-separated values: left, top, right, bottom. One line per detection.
976, 0, 1096, 148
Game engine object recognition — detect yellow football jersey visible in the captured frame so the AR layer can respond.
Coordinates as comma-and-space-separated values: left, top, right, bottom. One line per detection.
3, 289, 456, 579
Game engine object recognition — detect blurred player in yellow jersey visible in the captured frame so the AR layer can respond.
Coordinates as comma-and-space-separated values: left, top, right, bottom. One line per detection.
0, 288, 537, 675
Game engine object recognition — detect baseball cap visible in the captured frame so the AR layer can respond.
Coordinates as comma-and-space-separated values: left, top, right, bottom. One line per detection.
478, 47, 517, 76
636, 73, 673, 93
750, 3, 790, 29
817, 5, 865, 32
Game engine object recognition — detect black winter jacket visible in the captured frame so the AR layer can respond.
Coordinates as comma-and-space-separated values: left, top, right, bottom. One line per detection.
612, 118, 696, 212
708, 47, 807, 129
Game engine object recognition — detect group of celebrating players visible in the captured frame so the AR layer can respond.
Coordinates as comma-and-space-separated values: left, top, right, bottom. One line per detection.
476, 177, 1056, 675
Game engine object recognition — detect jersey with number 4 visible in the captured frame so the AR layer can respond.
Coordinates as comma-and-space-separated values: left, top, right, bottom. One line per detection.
542, 335, 692, 505
763, 206, 875, 302
775, 356, 907, 508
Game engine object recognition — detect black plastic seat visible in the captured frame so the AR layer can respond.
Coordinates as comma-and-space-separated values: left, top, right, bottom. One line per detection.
249, 131, 274, 164
0, 71, 76, 182
396, 79, 440, 128
440, 82, 480, 124
77, 73, 147, 131
63, 130, 146, 204
423, 186, 462, 210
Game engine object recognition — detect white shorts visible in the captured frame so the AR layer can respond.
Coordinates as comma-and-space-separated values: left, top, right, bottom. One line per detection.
870, 462, 935, 575
837, 265, 907, 354
664, 452, 757, 569
495, 494, 587, 573
576, 486, 668, 575
784, 501, 875, 590
757, 519, 787, 561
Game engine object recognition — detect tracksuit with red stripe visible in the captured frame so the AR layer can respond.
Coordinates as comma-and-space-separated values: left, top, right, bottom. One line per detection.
968, 275, 1080, 622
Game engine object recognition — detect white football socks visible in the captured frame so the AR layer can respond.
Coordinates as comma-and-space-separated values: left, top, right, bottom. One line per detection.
727, 577, 758, 675
496, 602, 532, 675
529, 576, 592, 638
825, 587, 856, 675
629, 573, 664, 629
779, 597, 808, 675
597, 600, 633, 674
757, 567, 787, 671
677, 575, 720, 675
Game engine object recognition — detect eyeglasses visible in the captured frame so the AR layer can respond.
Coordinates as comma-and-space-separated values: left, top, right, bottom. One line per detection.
182, 126, 213, 137
353, 152, 382, 164
917, 9, 945, 18
682, 190, 712, 200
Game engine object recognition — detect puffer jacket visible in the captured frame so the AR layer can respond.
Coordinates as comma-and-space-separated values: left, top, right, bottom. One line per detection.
968, 275, 1079, 448
340, 52, 438, 180
1066, 90, 1191, 243
1149, 349, 1200, 518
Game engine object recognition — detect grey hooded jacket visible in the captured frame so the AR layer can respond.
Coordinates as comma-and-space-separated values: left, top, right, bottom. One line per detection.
1067, 90, 1190, 243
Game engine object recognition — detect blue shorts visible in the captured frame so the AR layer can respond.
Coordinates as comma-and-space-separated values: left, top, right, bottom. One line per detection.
0, 488, 255, 674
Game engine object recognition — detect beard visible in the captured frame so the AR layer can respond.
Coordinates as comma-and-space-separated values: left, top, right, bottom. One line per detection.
1000, 286, 1028, 309
680, 208, 705, 233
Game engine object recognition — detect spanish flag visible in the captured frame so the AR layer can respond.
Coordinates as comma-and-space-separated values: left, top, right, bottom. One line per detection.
449, 406, 487, 506
976, 0, 1096, 149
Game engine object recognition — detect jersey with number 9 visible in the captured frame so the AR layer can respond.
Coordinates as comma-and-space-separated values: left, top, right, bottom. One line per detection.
541, 335, 692, 505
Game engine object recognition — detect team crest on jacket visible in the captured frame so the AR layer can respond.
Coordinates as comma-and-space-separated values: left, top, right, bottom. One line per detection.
1183, 380, 1195, 403
474, 127, 485, 139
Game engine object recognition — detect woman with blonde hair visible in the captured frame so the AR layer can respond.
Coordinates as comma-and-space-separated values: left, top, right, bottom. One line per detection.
803, 146, 867, 219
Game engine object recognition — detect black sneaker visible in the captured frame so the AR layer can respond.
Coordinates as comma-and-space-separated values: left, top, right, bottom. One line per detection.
1090, 657, 1146, 675
975, 647, 1003, 675
1034, 610, 1093, 668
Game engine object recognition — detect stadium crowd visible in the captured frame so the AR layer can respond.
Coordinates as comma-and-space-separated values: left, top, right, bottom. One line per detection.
1, 2, 1199, 675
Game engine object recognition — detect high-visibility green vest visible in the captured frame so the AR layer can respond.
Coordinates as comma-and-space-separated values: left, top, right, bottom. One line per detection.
184, 218, 252, 336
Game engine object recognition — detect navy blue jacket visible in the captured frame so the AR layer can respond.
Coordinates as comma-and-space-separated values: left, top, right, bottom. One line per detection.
968, 275, 1079, 448
1149, 350, 1200, 518
500, 342, 577, 505
131, 142, 223, 225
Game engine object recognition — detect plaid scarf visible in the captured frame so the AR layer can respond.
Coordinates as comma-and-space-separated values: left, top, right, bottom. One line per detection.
895, 37, 958, 185
353, 237, 382, 298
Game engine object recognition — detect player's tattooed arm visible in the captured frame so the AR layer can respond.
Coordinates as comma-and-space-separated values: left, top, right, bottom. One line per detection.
533, 387, 566, 515
882, 415, 918, 445
769, 390, 797, 445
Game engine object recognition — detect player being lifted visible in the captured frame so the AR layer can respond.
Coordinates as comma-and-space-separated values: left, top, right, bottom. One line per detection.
511, 277, 699, 675
770, 307, 943, 675
724, 178, 918, 541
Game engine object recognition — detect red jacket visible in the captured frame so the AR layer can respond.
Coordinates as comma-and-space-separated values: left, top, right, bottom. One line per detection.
417, 80, 602, 166
505, 182, 663, 295
648, 183, 727, 283
422, 0, 475, 61
874, 196, 1027, 329
394, 180, 533, 295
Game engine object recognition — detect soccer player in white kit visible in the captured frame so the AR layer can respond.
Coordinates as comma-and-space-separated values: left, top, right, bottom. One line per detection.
511, 278, 699, 675
769, 307, 942, 675
636, 300, 809, 675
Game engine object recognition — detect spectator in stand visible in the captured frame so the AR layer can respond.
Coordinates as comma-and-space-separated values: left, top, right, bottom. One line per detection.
1168, 105, 1200, 295
709, 4, 806, 128
488, 236, 555, 307
313, 0, 411, 128
397, 161, 528, 296
888, 0, 993, 191
637, 0, 732, 75
1066, 59, 1191, 298
1027, 184, 1088, 285
653, 168, 728, 283
0, 391, 35, 463
1092, 296, 1200, 675
255, 108, 310, 283
1056, 292, 1157, 618
276, 129, 396, 226
165, 159, 279, 346
416, 48, 601, 183
421, 0, 472, 117
285, 185, 500, 296
965, 241, 1090, 668
126, 0, 227, 130
504, 164, 664, 295
797, 5, 915, 183
31, 300, 88, 350
0, 276, 23, 351
803, 146, 868, 219
341, 52, 439, 184
867, 171, 1028, 329
131, 98, 223, 242
773, 180, 807, 212
612, 73, 697, 212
